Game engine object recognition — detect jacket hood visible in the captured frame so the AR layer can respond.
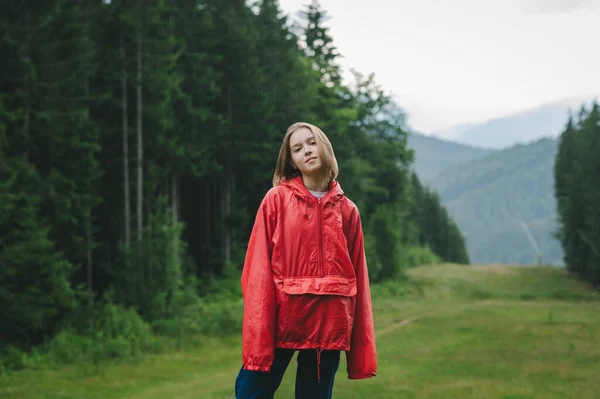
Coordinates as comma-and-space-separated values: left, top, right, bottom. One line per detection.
281, 175, 345, 204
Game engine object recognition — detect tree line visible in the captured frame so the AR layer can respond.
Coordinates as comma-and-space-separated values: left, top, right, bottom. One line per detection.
0, 0, 469, 350
554, 101, 600, 287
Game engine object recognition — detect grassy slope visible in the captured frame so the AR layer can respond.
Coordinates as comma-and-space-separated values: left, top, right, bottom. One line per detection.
2, 264, 599, 399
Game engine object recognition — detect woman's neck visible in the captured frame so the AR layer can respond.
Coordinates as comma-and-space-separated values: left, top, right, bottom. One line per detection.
302, 174, 328, 192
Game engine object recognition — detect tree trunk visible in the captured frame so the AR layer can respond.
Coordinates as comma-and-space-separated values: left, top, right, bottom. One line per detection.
84, 1, 93, 304
136, 0, 143, 245
205, 181, 210, 241
23, 11, 31, 160
86, 214, 93, 303
172, 173, 179, 261
223, 83, 233, 270
122, 34, 131, 248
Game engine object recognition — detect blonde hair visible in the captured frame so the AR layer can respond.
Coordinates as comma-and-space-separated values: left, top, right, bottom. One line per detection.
272, 122, 339, 187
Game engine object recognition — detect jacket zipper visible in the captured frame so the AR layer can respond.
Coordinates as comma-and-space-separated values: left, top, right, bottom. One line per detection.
317, 198, 324, 277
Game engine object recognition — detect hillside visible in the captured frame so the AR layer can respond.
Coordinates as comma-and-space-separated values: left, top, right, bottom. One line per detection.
3, 264, 599, 398
427, 137, 563, 265
433, 96, 597, 149
407, 131, 495, 180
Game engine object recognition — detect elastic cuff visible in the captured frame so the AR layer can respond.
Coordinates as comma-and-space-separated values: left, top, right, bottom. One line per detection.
348, 372, 376, 380
244, 364, 271, 372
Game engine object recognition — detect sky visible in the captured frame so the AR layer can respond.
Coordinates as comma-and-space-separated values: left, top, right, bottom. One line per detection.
277, 0, 600, 135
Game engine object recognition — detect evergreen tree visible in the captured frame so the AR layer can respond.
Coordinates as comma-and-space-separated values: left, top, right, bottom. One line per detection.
32, 0, 103, 295
242, 0, 319, 199
405, 173, 470, 265
554, 114, 579, 271
0, 131, 76, 347
554, 101, 600, 286
296, 0, 355, 154
298, 0, 342, 87
577, 102, 600, 285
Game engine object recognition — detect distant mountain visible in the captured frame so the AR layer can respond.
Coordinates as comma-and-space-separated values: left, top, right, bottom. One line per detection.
433, 96, 598, 149
407, 131, 495, 181
426, 137, 563, 266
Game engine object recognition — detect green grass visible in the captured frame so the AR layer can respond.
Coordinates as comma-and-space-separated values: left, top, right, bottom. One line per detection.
2, 264, 599, 398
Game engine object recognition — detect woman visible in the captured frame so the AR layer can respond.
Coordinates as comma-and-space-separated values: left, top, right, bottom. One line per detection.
234, 122, 377, 399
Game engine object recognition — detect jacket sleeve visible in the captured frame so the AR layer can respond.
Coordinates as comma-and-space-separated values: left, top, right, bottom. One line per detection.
345, 207, 377, 379
240, 195, 277, 372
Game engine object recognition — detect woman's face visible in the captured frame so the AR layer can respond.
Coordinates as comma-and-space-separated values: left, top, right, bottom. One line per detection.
289, 127, 323, 178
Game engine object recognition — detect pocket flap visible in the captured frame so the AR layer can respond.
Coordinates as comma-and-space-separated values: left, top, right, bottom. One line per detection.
283, 276, 357, 297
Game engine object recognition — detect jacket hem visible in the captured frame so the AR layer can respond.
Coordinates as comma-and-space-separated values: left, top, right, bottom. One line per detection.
276, 341, 350, 351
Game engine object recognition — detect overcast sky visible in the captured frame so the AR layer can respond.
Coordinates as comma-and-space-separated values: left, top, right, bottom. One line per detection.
277, 0, 600, 134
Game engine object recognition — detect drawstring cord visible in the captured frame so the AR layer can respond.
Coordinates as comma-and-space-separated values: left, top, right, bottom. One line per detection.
316, 347, 323, 383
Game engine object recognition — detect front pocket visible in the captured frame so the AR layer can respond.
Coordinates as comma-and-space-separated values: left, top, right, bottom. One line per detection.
276, 276, 356, 346
282, 276, 357, 296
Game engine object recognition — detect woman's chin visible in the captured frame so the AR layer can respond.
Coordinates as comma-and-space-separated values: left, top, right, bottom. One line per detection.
302, 165, 322, 176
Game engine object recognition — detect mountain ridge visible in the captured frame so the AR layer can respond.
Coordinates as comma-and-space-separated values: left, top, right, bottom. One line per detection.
407, 131, 495, 181
430, 95, 598, 149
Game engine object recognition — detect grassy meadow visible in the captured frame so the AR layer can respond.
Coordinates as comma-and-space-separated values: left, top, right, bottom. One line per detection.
1, 264, 599, 399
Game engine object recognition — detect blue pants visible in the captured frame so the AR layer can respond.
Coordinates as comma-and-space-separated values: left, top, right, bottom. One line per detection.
234, 348, 340, 399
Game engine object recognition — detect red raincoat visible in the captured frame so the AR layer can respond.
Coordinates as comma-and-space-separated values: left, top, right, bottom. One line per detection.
240, 175, 377, 380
